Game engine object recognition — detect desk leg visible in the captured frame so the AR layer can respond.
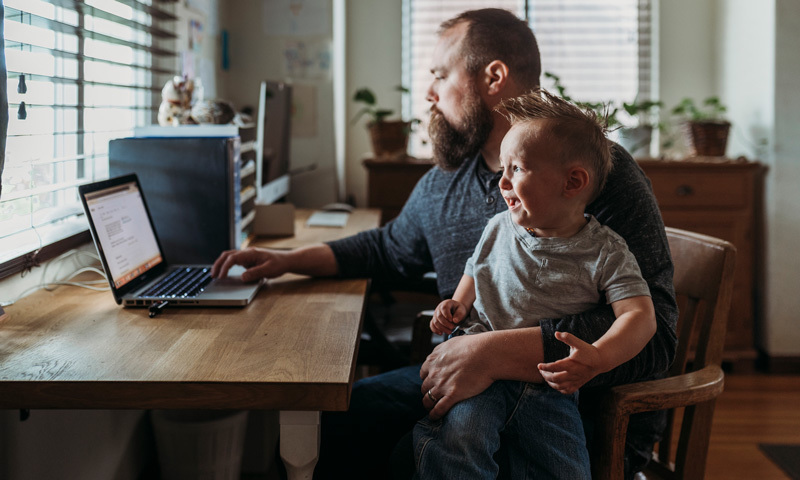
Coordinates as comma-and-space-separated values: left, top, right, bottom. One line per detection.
279, 410, 320, 480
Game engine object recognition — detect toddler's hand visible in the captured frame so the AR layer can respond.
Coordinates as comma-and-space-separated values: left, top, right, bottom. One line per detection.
431, 299, 466, 335
537, 331, 604, 394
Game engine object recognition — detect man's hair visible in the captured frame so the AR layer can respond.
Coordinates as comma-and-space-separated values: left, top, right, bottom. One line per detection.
497, 88, 612, 199
440, 9, 541, 90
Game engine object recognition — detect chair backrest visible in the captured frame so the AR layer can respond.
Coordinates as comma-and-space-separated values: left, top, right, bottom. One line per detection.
649, 227, 737, 478
667, 227, 737, 376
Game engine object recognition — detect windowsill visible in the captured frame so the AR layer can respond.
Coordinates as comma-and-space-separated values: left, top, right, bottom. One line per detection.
0, 217, 93, 282
0, 239, 99, 306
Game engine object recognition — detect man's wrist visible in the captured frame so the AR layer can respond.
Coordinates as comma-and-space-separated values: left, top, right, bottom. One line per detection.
478, 328, 545, 383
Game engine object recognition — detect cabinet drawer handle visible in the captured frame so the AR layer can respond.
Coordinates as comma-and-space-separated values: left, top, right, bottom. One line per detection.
675, 185, 694, 196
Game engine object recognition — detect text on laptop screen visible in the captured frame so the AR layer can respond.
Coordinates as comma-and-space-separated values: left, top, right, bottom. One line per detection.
84, 181, 163, 288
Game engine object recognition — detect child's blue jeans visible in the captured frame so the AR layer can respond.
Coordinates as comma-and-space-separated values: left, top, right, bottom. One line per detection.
413, 379, 591, 479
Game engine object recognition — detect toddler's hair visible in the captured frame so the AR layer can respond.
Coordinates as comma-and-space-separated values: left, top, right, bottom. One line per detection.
497, 88, 613, 199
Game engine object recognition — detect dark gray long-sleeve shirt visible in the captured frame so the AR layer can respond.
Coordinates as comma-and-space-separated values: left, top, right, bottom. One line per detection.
330, 146, 677, 385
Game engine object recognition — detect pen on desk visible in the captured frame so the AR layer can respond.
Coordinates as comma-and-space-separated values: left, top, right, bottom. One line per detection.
149, 300, 169, 318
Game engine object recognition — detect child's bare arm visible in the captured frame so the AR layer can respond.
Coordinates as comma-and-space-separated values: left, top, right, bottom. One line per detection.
537, 295, 656, 394
431, 275, 476, 335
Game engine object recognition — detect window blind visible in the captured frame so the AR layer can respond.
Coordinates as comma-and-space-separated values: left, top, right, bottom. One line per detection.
0, 0, 177, 277
402, 0, 654, 156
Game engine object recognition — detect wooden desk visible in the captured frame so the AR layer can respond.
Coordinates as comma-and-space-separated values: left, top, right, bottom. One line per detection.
252, 208, 381, 249
0, 208, 380, 479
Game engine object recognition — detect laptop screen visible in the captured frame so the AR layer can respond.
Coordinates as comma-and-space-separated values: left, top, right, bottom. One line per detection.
83, 180, 164, 289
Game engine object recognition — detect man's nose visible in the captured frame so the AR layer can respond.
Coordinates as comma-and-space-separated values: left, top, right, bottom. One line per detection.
426, 82, 437, 103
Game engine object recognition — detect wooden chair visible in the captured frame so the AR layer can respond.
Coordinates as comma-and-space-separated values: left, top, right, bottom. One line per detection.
409, 227, 736, 479
590, 227, 736, 479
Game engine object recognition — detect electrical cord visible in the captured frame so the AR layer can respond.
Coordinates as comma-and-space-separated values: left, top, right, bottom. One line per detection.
0, 249, 109, 307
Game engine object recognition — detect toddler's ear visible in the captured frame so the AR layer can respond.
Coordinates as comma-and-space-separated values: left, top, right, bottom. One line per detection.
563, 167, 590, 197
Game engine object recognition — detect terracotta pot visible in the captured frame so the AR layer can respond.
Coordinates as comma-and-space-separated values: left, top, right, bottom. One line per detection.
368, 120, 410, 158
686, 120, 731, 157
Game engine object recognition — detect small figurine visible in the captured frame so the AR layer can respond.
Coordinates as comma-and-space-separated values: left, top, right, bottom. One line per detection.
157, 75, 235, 126
157, 75, 199, 126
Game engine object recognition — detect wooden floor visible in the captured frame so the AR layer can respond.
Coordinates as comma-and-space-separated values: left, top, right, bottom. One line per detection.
703, 373, 800, 479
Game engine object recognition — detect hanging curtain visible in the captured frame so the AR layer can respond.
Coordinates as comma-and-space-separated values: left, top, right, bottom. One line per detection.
0, 0, 8, 200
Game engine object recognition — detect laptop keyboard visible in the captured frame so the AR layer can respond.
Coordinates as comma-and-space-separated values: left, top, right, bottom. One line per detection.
139, 267, 213, 299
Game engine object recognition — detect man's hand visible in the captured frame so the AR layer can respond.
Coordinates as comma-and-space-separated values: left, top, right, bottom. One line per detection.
431, 299, 467, 335
211, 247, 289, 282
419, 334, 495, 420
537, 331, 605, 394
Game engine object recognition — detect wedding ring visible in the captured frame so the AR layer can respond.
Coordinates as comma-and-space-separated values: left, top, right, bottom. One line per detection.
426, 389, 439, 403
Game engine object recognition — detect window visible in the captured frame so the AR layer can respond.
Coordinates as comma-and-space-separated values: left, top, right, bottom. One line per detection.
0, 0, 176, 277
402, 0, 654, 156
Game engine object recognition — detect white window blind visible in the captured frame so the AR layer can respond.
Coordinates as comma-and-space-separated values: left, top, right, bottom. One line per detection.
0, 0, 176, 274
402, 0, 654, 157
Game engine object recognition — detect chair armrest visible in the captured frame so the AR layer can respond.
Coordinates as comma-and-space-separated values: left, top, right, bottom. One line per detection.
590, 365, 725, 480
601, 365, 725, 418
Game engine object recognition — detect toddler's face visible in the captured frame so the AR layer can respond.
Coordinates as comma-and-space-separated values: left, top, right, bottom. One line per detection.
498, 121, 574, 237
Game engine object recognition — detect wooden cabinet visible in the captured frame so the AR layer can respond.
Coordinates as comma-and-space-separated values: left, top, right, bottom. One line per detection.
638, 158, 767, 369
363, 157, 434, 225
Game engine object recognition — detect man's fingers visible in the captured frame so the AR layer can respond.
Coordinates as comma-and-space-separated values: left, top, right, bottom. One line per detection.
428, 395, 453, 420
217, 254, 242, 279
211, 251, 236, 278
242, 260, 274, 282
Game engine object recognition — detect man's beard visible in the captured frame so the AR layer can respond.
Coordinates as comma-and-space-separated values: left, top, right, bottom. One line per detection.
428, 90, 494, 171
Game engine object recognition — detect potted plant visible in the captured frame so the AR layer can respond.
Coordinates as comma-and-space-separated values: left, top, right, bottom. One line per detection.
352, 86, 419, 159
617, 98, 664, 157
671, 96, 731, 156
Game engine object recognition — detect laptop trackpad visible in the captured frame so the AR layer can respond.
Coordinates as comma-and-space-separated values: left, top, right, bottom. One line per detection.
205, 265, 260, 292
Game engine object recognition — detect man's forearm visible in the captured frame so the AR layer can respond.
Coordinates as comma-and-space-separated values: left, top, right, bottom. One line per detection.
479, 327, 545, 383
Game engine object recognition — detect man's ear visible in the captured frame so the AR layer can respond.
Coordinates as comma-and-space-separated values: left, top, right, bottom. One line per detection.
483, 60, 510, 96
563, 166, 590, 198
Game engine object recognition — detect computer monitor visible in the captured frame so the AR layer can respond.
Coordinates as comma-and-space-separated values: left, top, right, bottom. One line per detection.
256, 80, 292, 204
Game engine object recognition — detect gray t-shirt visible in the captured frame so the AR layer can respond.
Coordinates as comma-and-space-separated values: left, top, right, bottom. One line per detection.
461, 212, 650, 334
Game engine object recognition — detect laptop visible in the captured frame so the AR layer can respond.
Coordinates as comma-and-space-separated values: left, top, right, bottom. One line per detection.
79, 173, 263, 308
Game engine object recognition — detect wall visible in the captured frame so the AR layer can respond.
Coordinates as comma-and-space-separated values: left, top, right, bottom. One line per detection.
217, 0, 337, 208
344, 0, 404, 207
767, 0, 800, 356
658, 0, 718, 119
716, 1, 774, 161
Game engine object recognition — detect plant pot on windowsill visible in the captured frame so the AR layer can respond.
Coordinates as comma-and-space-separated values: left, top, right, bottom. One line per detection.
369, 120, 411, 159
353, 87, 419, 160
671, 97, 730, 157
685, 120, 731, 157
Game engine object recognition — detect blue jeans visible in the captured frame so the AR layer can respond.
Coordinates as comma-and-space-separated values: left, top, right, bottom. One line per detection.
413, 380, 591, 480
